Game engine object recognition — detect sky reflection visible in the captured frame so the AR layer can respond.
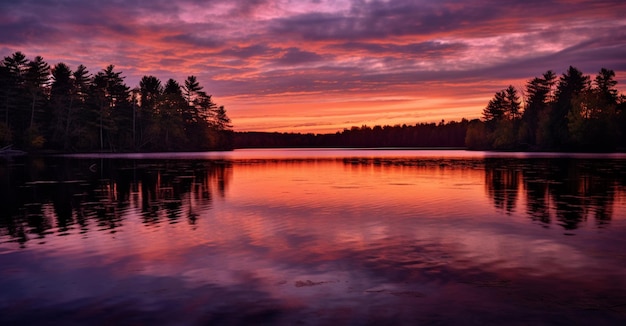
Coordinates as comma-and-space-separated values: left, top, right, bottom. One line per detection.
1, 152, 626, 324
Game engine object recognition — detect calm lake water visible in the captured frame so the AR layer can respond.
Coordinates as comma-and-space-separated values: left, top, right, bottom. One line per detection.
2, 149, 626, 325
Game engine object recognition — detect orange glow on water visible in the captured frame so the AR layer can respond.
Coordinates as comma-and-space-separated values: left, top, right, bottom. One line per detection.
3, 152, 626, 323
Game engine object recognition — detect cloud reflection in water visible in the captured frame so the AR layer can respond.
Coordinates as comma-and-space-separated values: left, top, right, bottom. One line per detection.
1, 152, 626, 324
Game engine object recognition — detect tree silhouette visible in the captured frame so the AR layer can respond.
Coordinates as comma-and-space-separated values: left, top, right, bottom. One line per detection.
183, 75, 202, 106
25, 56, 50, 130
520, 71, 555, 146
482, 90, 507, 123
0, 51, 234, 152
594, 68, 618, 104
467, 66, 624, 151
152, 78, 185, 150
139, 75, 163, 148
1, 52, 28, 131
567, 68, 620, 150
48, 62, 73, 148
70, 65, 92, 149
505, 85, 521, 120
549, 66, 590, 148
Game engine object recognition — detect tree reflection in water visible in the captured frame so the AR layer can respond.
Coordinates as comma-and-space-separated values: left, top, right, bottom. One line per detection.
484, 159, 520, 215
3, 155, 626, 247
484, 158, 625, 230
2, 153, 626, 324
0, 157, 231, 247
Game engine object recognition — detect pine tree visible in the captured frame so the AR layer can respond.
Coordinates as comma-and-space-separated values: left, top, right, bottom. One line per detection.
594, 68, 618, 105
25, 56, 50, 129
183, 75, 202, 105
1, 52, 28, 128
49, 62, 73, 147
505, 85, 521, 120
483, 90, 507, 123
138, 75, 163, 149
90, 65, 130, 151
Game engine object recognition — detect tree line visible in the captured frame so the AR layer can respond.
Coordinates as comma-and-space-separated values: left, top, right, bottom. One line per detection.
3, 51, 623, 152
0, 51, 233, 152
466, 66, 626, 151
235, 120, 468, 148
237, 66, 626, 151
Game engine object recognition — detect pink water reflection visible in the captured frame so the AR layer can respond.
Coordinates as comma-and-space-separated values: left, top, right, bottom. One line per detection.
1, 152, 626, 324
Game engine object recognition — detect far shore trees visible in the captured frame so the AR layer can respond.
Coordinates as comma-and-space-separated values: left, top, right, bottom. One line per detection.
0, 51, 233, 151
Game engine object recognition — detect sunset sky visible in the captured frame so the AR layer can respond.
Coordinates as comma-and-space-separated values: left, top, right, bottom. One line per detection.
1, 0, 625, 133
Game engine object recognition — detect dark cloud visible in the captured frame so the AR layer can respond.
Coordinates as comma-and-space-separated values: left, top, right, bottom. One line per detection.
273, 47, 324, 65
330, 41, 468, 58
0, 1, 132, 34
219, 44, 280, 59
267, 1, 494, 41
459, 31, 626, 83
227, 0, 270, 17
528, 35, 626, 74
0, 16, 62, 45
161, 33, 224, 48
269, 0, 626, 41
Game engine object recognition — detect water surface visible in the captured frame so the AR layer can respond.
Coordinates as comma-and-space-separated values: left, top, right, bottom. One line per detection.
1, 149, 626, 324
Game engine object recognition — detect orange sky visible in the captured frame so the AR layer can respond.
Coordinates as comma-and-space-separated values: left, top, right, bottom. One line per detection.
1, 0, 625, 133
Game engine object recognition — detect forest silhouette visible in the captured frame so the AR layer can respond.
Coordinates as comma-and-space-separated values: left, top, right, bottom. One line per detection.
1, 52, 233, 152
238, 66, 626, 151
468, 67, 626, 151
2, 51, 625, 152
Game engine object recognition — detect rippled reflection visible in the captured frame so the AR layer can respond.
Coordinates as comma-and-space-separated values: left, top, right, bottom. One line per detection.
483, 158, 626, 229
0, 158, 231, 247
1, 151, 626, 324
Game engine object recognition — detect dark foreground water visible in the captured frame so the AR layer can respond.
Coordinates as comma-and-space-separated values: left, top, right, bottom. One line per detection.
1, 149, 626, 325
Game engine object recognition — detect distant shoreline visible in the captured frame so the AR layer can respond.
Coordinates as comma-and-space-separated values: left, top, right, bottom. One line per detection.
7, 147, 625, 159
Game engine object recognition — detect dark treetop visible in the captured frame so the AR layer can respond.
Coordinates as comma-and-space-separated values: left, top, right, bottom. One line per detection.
1, 52, 233, 152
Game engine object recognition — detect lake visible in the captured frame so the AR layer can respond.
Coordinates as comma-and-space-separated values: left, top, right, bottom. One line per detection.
2, 149, 626, 325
